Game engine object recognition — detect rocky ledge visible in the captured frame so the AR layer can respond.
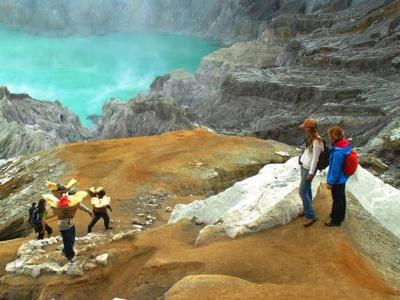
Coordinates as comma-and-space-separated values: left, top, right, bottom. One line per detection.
1, 1, 399, 186
0, 129, 295, 241
170, 157, 400, 242
96, 97, 199, 139
0, 152, 65, 240
0, 87, 90, 159
96, 0, 400, 185
1, 153, 399, 298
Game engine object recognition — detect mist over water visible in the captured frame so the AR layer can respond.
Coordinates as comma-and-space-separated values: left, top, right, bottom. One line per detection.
0, 26, 219, 126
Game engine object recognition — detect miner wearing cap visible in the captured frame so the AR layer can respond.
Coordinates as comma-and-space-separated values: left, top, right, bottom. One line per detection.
43, 179, 93, 262
88, 187, 113, 233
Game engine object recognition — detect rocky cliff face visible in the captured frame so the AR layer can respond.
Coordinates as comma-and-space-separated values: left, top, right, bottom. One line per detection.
98, 0, 399, 184
1, 0, 399, 183
0, 152, 65, 240
0, 0, 337, 43
0, 87, 90, 159
0, 135, 398, 297
0, 129, 294, 241
142, 0, 400, 140
96, 96, 199, 139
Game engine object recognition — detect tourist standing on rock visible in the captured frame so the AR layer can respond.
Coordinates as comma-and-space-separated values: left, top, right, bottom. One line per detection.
88, 188, 113, 233
298, 118, 324, 227
36, 199, 53, 240
326, 126, 354, 227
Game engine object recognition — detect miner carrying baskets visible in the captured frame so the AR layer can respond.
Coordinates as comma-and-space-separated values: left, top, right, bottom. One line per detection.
43, 179, 93, 262
88, 186, 113, 233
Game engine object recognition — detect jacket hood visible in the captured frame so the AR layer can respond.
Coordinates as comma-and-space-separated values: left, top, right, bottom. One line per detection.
333, 138, 351, 155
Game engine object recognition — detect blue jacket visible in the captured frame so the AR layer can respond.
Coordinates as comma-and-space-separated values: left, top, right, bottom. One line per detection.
327, 139, 351, 185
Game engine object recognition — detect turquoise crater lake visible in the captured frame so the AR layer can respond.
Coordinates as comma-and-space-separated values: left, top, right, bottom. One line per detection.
0, 26, 219, 126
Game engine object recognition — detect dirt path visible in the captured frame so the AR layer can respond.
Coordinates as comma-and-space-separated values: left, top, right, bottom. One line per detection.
0, 130, 398, 299
55, 129, 294, 236
2, 186, 398, 300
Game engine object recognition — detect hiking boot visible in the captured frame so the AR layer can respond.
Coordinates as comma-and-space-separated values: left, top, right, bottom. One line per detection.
325, 221, 341, 227
106, 226, 114, 230
303, 218, 317, 227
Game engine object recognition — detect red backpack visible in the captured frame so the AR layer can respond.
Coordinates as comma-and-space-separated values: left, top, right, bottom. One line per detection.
343, 149, 358, 176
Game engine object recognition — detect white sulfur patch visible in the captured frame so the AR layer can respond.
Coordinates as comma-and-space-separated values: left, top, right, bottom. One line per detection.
170, 157, 400, 242
347, 166, 400, 238
170, 158, 321, 242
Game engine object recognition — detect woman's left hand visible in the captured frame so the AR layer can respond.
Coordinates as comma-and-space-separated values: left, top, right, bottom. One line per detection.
306, 174, 314, 182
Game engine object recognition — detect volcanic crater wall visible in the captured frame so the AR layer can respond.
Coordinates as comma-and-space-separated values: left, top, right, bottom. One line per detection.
0, 0, 337, 43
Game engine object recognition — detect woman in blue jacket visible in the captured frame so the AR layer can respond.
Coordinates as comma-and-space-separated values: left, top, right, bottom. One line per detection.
326, 127, 351, 227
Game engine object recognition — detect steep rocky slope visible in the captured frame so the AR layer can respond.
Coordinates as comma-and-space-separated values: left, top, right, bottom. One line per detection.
96, 0, 400, 184
0, 87, 89, 159
0, 0, 338, 43
0, 130, 398, 299
0, 129, 294, 241
1, 187, 399, 299
96, 97, 198, 139
2, 0, 398, 178
0, 2, 398, 298
137, 0, 400, 142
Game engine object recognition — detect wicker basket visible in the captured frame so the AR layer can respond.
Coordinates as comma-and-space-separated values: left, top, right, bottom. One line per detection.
52, 205, 78, 219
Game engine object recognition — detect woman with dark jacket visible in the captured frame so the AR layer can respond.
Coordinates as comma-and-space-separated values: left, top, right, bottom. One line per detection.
326, 126, 351, 227
37, 198, 53, 240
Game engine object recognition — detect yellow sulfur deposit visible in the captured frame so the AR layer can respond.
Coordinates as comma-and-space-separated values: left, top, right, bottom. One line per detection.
45, 181, 58, 191
42, 191, 88, 208
89, 186, 105, 195
42, 194, 59, 208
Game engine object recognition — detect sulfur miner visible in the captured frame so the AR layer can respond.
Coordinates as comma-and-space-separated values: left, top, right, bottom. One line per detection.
43, 179, 93, 262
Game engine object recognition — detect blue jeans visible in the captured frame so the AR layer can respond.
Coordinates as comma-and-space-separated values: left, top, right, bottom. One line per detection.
299, 167, 316, 219
60, 225, 76, 261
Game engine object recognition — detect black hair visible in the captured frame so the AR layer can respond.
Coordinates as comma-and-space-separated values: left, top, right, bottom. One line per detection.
38, 199, 46, 214
57, 184, 68, 192
98, 190, 106, 199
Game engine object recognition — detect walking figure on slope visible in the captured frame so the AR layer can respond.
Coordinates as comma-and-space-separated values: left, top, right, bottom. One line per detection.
43, 179, 93, 262
88, 187, 113, 233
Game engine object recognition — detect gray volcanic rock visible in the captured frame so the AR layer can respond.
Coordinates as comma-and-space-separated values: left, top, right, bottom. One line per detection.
96, 97, 199, 139
0, 87, 90, 159
203, 67, 397, 144
106, 0, 399, 184
1, 0, 399, 181
0, 0, 337, 43
364, 120, 400, 187
281, 0, 400, 71
0, 153, 65, 241
139, 0, 399, 143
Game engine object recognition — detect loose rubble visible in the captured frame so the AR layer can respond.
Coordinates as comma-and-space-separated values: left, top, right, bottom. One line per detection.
5, 229, 140, 278
131, 192, 175, 229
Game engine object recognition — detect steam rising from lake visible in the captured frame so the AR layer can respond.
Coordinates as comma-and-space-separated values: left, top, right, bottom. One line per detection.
0, 26, 219, 126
